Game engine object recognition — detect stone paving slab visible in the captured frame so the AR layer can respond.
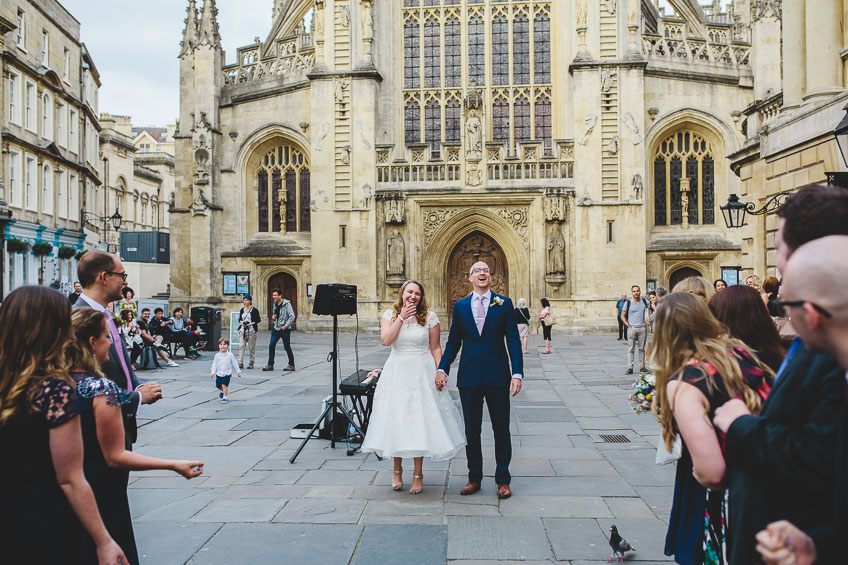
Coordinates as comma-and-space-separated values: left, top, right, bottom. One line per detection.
128, 332, 674, 564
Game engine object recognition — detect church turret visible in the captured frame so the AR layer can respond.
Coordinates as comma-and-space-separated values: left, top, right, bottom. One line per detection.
197, 0, 221, 49
180, 0, 198, 57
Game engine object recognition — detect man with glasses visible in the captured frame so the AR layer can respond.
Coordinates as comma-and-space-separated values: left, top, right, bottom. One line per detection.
713, 184, 848, 564
750, 236, 848, 565
75, 250, 163, 448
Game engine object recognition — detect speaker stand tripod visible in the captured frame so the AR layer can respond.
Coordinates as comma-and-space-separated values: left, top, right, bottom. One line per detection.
290, 314, 364, 464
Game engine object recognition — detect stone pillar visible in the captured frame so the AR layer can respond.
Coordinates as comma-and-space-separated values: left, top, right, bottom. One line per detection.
782, 0, 805, 109
803, 0, 843, 102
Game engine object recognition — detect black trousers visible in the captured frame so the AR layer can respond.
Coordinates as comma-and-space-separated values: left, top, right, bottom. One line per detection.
617, 317, 628, 339
459, 386, 512, 485
268, 328, 294, 366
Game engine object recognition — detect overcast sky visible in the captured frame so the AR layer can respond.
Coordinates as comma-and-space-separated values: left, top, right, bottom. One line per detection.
59, 0, 276, 126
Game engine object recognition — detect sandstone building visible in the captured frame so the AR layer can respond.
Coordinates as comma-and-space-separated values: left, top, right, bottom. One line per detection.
172, 0, 779, 331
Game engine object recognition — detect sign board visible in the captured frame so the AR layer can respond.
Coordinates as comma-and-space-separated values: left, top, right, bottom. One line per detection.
229, 311, 241, 349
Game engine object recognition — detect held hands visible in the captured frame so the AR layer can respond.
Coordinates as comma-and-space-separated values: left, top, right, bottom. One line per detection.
137, 382, 162, 404
510, 378, 522, 397
713, 398, 751, 434
173, 461, 205, 479
435, 371, 448, 391
755, 521, 817, 565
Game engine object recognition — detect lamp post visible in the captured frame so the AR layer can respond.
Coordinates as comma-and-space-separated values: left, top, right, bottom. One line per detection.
81, 208, 122, 251
720, 191, 794, 229
827, 102, 848, 187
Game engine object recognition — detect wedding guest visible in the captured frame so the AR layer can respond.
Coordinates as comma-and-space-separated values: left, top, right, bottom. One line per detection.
712, 183, 848, 564
652, 292, 772, 564
709, 285, 785, 373
237, 295, 260, 369
68, 308, 203, 565
714, 279, 727, 292
648, 290, 658, 332
118, 309, 144, 368
118, 287, 137, 320
515, 297, 531, 354
69, 280, 83, 304
362, 280, 465, 495
762, 276, 782, 317
0, 286, 127, 565
539, 297, 552, 354
656, 286, 668, 300
671, 276, 715, 302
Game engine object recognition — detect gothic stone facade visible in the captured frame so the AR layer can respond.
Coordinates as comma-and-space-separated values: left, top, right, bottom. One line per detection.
173, 0, 773, 332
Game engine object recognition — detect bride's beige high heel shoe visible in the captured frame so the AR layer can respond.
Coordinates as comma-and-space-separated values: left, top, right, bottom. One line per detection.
410, 474, 424, 495
392, 470, 403, 491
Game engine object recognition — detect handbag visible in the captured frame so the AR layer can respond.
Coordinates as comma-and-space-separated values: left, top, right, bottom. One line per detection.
543, 311, 556, 326
773, 316, 797, 341
655, 434, 682, 465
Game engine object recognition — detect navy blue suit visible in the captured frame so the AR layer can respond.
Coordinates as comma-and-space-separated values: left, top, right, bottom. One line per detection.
438, 292, 523, 485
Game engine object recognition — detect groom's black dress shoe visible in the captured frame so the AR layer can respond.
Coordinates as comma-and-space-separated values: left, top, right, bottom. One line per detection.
497, 484, 512, 499
460, 482, 481, 495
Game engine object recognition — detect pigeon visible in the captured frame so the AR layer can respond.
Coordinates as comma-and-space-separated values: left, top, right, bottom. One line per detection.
607, 524, 635, 562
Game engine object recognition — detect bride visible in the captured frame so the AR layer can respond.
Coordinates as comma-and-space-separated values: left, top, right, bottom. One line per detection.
362, 280, 466, 494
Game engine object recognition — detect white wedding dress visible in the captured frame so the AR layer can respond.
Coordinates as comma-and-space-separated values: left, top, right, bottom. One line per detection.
361, 310, 466, 460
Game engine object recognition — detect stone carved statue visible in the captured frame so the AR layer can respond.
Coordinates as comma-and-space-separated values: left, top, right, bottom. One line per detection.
335, 80, 348, 104
193, 131, 211, 185
601, 70, 615, 93
628, 0, 640, 26
579, 114, 597, 145
278, 186, 287, 228
465, 114, 482, 161
631, 173, 643, 199
338, 5, 351, 29
387, 230, 405, 276
546, 223, 566, 275
623, 112, 642, 144
576, 0, 588, 26
314, 0, 325, 41
606, 135, 619, 155
361, 0, 373, 40
605, 0, 617, 14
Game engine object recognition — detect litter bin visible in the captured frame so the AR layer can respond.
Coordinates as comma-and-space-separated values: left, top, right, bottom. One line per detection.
190, 306, 221, 351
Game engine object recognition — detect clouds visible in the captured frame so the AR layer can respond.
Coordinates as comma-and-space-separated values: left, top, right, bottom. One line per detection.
60, 0, 273, 125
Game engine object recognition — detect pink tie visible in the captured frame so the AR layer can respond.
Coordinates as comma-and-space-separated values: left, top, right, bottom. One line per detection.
476, 295, 487, 334
107, 315, 133, 391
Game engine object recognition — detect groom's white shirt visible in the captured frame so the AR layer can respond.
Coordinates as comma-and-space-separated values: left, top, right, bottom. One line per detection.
437, 289, 523, 381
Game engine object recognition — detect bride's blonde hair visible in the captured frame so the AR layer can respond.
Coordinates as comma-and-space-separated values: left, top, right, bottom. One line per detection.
392, 280, 429, 326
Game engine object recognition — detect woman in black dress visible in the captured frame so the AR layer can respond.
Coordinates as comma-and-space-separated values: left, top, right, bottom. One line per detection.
0, 286, 126, 565
69, 308, 204, 565
515, 298, 531, 354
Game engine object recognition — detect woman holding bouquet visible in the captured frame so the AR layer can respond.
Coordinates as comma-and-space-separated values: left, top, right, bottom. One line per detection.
652, 292, 772, 565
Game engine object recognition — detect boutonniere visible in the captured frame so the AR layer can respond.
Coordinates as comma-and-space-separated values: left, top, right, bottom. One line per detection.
490, 296, 504, 308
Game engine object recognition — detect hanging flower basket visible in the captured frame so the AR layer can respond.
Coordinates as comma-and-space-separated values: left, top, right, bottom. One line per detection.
75, 249, 88, 261
6, 237, 29, 254
58, 246, 77, 260
31, 241, 53, 256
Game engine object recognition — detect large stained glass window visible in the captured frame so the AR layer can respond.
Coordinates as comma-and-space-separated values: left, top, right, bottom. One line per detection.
403, 20, 419, 89
256, 143, 310, 233
468, 16, 485, 86
533, 12, 551, 83
444, 17, 461, 88
423, 17, 441, 88
513, 15, 530, 85
492, 15, 509, 86
653, 131, 716, 226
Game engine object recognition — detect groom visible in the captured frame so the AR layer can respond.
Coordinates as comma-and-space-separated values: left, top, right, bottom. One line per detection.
436, 261, 523, 499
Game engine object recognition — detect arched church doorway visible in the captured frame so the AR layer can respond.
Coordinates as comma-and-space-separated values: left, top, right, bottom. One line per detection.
446, 232, 508, 322
267, 272, 298, 330
669, 266, 703, 289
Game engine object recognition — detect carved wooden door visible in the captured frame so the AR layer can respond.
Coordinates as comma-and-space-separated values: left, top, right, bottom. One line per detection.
446, 231, 508, 323
668, 267, 702, 290
267, 272, 298, 330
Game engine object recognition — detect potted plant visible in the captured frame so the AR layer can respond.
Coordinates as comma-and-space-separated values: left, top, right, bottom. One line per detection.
6, 237, 29, 254
31, 241, 53, 286
75, 249, 88, 261
58, 246, 77, 260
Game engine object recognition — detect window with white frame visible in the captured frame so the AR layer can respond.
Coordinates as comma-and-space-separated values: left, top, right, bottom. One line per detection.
25, 79, 36, 132
57, 169, 67, 218
69, 173, 79, 220
42, 163, 54, 215
8, 71, 21, 125
141, 200, 148, 226
57, 101, 66, 147
63, 48, 70, 83
16, 10, 26, 49
8, 149, 23, 208
68, 108, 78, 153
25, 155, 37, 211
42, 92, 53, 141
41, 30, 49, 67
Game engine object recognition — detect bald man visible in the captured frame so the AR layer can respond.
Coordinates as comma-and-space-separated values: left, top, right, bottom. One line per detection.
753, 236, 848, 565
712, 184, 848, 564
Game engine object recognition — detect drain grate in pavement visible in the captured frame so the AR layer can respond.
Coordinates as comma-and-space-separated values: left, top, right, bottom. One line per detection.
598, 434, 630, 444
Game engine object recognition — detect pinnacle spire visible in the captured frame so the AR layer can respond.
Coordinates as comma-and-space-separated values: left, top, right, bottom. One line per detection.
198, 0, 221, 49
180, 0, 199, 57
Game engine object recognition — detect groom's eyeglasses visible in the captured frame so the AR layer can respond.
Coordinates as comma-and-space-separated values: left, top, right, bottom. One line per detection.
471, 268, 490, 274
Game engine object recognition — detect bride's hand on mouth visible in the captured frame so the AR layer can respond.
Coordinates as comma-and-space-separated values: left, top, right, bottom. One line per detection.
400, 300, 417, 320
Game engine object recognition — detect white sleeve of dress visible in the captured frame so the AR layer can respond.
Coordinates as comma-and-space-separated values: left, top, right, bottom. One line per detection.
381, 309, 394, 322
427, 310, 440, 328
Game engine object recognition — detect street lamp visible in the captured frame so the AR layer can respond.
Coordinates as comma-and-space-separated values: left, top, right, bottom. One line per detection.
827, 102, 848, 187
81, 207, 123, 250
720, 192, 794, 229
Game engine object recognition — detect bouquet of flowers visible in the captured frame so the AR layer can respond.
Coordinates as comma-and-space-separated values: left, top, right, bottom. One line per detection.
628, 372, 656, 414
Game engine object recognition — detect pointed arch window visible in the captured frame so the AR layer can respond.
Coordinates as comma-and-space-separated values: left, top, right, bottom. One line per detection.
513, 96, 531, 144
513, 15, 530, 85
444, 17, 461, 87
468, 16, 485, 86
492, 15, 509, 86
423, 17, 441, 88
256, 143, 310, 233
425, 99, 441, 157
445, 99, 461, 143
405, 99, 420, 144
492, 98, 509, 143
534, 93, 552, 152
653, 131, 715, 226
534, 11, 551, 83
404, 20, 420, 89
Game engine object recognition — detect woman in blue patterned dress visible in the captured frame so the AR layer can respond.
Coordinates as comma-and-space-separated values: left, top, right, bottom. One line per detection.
69, 307, 205, 565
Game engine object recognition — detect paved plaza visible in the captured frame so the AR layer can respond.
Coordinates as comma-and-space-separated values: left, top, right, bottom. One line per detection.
131, 330, 674, 564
